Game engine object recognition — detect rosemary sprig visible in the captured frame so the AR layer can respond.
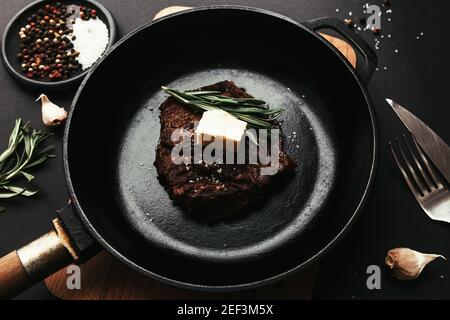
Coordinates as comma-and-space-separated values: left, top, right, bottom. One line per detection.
161, 86, 284, 128
0, 119, 54, 210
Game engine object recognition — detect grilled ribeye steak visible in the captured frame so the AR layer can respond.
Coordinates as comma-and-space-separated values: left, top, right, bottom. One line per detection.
154, 81, 296, 217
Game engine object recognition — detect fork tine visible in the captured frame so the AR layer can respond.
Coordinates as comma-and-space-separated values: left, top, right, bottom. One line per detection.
402, 134, 434, 191
395, 137, 428, 195
390, 140, 421, 199
411, 134, 443, 188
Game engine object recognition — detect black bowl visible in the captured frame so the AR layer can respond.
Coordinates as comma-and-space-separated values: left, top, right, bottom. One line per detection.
1, 0, 117, 91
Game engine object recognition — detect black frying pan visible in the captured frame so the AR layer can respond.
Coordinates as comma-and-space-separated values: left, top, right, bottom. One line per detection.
0, 6, 378, 297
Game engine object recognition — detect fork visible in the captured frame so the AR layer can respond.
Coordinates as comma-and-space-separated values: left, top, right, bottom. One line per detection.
390, 133, 450, 223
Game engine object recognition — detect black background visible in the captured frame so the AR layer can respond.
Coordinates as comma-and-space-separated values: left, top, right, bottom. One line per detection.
0, 0, 449, 300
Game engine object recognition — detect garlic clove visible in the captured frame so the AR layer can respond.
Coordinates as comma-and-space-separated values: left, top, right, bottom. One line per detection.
36, 94, 68, 127
385, 247, 446, 280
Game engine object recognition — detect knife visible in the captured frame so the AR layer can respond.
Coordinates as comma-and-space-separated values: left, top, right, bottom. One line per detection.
386, 98, 450, 184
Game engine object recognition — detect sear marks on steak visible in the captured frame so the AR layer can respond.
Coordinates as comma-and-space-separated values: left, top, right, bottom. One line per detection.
154, 80, 296, 219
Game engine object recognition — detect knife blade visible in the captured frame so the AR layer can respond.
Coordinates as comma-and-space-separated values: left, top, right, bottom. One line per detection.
386, 98, 450, 184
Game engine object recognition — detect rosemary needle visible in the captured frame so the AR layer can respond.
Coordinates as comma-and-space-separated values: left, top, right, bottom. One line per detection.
161, 86, 284, 128
0, 119, 54, 210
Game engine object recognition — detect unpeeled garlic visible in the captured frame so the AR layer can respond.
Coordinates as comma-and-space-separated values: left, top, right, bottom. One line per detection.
36, 94, 68, 127
385, 247, 446, 280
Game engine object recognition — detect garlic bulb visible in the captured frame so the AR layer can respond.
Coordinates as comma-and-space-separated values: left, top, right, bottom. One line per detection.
385, 247, 446, 280
36, 94, 68, 127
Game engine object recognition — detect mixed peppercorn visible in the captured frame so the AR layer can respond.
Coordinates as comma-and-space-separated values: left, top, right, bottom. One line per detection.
79, 6, 97, 21
16, 2, 97, 81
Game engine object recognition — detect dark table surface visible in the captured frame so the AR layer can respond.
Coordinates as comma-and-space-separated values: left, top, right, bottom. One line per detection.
0, 0, 449, 300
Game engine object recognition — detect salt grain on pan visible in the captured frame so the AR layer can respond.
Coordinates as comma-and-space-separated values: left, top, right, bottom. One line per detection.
348, 11, 352, 16
72, 18, 109, 70
394, 49, 399, 53
336, 8, 339, 12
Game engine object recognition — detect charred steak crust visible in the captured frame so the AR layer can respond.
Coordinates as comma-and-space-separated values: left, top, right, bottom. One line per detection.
154, 81, 296, 217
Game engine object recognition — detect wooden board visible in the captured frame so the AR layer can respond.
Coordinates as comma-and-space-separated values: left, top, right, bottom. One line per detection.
45, 250, 319, 300
45, 7, 356, 300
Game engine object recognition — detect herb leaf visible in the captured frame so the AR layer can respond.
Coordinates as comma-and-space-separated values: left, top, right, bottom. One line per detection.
161, 86, 284, 128
0, 119, 54, 209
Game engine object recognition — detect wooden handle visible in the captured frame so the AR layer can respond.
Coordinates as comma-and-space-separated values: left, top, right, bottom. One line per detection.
0, 222, 77, 299
0, 251, 34, 299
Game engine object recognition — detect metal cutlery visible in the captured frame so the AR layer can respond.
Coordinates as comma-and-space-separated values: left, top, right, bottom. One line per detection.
390, 134, 450, 223
386, 99, 450, 184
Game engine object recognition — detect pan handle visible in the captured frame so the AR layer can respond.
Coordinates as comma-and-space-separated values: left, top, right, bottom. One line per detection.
304, 17, 377, 85
0, 219, 77, 299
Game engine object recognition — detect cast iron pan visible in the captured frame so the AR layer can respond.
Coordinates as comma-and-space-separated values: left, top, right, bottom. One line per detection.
0, 6, 378, 297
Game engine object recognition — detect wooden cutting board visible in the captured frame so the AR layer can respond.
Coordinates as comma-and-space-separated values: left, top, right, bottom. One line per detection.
45, 6, 356, 300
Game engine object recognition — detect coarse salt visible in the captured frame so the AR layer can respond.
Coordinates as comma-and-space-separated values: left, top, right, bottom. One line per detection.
72, 18, 109, 70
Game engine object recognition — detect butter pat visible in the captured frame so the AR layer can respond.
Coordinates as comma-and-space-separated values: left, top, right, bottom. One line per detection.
195, 110, 247, 144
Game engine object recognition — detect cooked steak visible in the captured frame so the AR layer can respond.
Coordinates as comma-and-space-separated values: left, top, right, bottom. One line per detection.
154, 81, 296, 218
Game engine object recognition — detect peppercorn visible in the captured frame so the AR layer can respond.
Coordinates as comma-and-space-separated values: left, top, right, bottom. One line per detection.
16, 3, 87, 81
344, 19, 353, 27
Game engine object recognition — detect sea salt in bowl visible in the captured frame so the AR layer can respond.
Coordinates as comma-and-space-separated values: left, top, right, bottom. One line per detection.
1, 0, 117, 90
